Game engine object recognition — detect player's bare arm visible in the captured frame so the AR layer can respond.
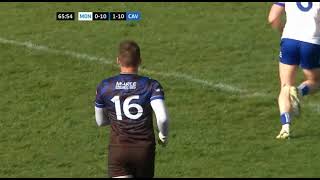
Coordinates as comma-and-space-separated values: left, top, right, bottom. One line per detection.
268, 3, 285, 33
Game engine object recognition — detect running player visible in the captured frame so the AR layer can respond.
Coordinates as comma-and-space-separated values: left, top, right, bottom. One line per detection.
268, 2, 320, 139
94, 40, 169, 177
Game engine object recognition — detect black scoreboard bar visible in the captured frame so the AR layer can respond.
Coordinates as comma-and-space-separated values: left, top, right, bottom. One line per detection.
56, 12, 141, 21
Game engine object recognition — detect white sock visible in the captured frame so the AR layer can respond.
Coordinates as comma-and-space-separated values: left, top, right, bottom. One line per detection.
282, 124, 290, 132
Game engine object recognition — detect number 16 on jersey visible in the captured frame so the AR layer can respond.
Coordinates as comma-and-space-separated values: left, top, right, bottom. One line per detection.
111, 95, 143, 120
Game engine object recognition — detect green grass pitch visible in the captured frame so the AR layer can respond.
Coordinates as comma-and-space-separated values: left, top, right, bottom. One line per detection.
1, 2, 320, 178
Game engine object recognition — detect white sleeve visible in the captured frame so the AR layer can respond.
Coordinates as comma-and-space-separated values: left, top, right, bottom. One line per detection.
150, 99, 169, 137
95, 106, 110, 126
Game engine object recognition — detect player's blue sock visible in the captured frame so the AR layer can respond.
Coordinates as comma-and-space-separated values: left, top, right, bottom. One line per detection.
280, 112, 291, 125
298, 84, 309, 96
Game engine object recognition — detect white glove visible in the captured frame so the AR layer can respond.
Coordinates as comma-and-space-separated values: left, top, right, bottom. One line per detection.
158, 132, 168, 146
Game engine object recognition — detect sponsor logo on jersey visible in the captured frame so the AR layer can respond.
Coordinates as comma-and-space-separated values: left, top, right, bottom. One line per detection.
115, 81, 137, 90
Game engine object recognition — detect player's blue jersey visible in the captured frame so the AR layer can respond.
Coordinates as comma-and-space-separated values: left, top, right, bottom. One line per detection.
95, 73, 164, 146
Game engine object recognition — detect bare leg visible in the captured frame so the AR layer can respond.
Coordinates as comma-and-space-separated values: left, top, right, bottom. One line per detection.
276, 63, 298, 139
278, 63, 297, 114
298, 68, 320, 96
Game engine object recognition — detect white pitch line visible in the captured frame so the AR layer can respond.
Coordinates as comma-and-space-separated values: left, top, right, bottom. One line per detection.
0, 37, 319, 112
0, 37, 112, 65
0, 37, 253, 95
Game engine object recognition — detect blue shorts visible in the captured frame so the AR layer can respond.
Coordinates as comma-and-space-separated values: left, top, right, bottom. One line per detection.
279, 38, 320, 69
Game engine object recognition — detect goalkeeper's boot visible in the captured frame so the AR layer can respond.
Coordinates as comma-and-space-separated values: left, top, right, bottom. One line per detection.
289, 86, 301, 117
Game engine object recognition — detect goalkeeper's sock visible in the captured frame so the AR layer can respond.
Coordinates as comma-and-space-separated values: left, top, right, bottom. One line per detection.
280, 112, 291, 125
298, 84, 309, 96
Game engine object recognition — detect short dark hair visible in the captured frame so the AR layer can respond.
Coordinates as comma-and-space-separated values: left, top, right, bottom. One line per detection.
118, 40, 141, 67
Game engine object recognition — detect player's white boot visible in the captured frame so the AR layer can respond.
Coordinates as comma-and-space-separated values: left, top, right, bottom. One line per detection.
276, 124, 290, 139
289, 86, 301, 116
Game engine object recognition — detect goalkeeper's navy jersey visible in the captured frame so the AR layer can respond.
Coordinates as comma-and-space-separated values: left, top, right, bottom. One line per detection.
95, 73, 164, 147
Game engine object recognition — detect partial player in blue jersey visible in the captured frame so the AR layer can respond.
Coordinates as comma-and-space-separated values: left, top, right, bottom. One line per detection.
94, 40, 169, 178
268, 2, 320, 139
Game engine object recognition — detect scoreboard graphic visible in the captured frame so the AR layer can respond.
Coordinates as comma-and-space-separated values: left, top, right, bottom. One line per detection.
56, 12, 141, 21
